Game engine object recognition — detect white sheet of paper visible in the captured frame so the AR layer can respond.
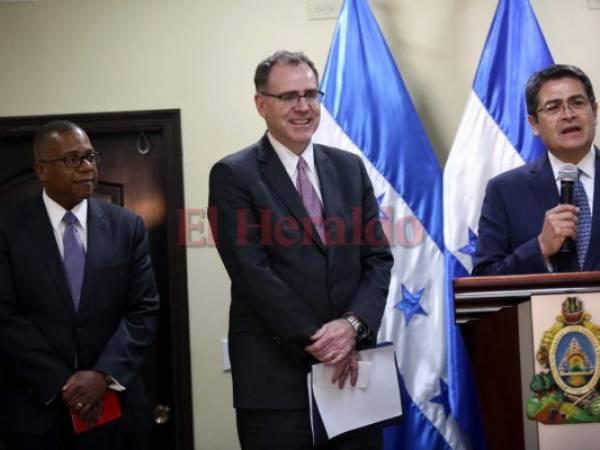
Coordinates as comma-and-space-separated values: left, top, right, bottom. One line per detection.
308, 374, 315, 438
309, 344, 402, 440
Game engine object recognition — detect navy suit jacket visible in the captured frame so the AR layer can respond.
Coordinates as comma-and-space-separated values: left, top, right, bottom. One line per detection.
473, 149, 600, 275
208, 135, 393, 410
0, 195, 159, 435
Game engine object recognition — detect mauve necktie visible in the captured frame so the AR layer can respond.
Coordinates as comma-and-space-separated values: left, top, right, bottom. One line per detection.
296, 157, 325, 242
62, 211, 86, 310
573, 170, 592, 270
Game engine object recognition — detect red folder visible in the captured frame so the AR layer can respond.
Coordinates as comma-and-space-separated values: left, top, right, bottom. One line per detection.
70, 390, 122, 434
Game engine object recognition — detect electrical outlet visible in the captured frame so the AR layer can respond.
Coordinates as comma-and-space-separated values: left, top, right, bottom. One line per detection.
308, 0, 341, 20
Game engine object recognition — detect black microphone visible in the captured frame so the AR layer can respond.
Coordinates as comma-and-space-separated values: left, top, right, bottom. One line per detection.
558, 163, 578, 253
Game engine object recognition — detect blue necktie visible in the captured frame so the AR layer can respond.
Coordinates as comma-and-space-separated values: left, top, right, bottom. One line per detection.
62, 212, 86, 310
573, 171, 592, 270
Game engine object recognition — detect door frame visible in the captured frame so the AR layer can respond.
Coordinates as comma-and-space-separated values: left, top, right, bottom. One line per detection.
0, 109, 194, 450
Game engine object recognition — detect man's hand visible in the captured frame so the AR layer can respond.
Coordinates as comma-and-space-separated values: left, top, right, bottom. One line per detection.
62, 370, 108, 418
330, 351, 360, 389
538, 204, 579, 258
304, 318, 355, 364
79, 399, 104, 427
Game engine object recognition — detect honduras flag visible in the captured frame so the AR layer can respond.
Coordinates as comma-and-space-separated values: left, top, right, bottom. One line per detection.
314, 0, 482, 448
444, 0, 553, 275
444, 0, 552, 446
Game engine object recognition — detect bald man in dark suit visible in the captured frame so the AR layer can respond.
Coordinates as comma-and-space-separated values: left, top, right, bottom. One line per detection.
0, 121, 159, 450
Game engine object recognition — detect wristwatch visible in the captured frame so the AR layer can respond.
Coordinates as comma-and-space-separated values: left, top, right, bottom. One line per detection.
343, 313, 369, 343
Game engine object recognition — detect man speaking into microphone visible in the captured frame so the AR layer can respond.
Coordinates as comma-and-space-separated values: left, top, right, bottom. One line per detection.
473, 64, 599, 275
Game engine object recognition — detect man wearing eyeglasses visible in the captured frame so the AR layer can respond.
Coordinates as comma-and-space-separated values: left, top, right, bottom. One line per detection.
0, 120, 159, 450
473, 64, 599, 275
208, 51, 392, 449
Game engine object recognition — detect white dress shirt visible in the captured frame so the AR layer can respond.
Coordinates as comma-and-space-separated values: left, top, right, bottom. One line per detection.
547, 145, 595, 216
42, 190, 88, 257
267, 133, 324, 203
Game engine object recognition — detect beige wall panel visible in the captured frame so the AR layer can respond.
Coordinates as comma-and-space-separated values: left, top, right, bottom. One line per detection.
0, 1, 599, 448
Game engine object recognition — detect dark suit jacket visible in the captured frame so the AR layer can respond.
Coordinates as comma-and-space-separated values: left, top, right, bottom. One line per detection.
473, 149, 600, 275
208, 136, 393, 410
0, 195, 159, 435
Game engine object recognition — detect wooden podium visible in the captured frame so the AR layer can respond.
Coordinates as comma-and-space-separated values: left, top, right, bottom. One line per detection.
454, 272, 600, 450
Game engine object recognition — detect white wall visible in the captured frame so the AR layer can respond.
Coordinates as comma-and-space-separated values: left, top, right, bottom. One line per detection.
0, 1, 598, 448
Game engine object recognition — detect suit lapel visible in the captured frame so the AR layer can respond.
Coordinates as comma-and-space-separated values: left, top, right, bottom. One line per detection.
25, 195, 75, 317
529, 155, 579, 271
529, 155, 560, 213
314, 145, 341, 266
584, 148, 600, 270
258, 136, 326, 252
78, 198, 109, 315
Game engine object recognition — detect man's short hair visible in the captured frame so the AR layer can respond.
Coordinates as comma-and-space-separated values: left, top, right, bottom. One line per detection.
33, 120, 82, 160
254, 51, 319, 91
526, 64, 596, 118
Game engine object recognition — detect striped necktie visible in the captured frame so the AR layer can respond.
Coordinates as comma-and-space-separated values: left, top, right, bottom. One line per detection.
573, 170, 592, 270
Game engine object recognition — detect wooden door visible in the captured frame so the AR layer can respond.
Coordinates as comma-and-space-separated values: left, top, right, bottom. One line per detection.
0, 110, 193, 450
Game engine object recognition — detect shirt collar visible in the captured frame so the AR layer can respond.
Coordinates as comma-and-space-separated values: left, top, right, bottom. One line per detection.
42, 190, 88, 230
548, 145, 595, 181
267, 132, 316, 179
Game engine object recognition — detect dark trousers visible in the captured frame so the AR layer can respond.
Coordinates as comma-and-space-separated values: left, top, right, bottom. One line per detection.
2, 412, 135, 450
236, 409, 383, 450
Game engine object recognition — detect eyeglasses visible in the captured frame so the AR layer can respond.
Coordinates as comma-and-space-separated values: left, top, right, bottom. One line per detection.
38, 152, 103, 168
260, 89, 324, 106
537, 96, 591, 116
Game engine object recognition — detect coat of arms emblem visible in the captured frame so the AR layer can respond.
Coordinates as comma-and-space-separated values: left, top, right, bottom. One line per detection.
527, 296, 600, 424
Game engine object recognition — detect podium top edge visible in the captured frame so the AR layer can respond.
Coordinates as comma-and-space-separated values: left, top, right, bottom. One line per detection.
454, 271, 600, 293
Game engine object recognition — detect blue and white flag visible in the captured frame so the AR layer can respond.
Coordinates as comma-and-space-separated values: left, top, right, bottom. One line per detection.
314, 0, 481, 448
444, 0, 553, 274
444, 0, 552, 444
